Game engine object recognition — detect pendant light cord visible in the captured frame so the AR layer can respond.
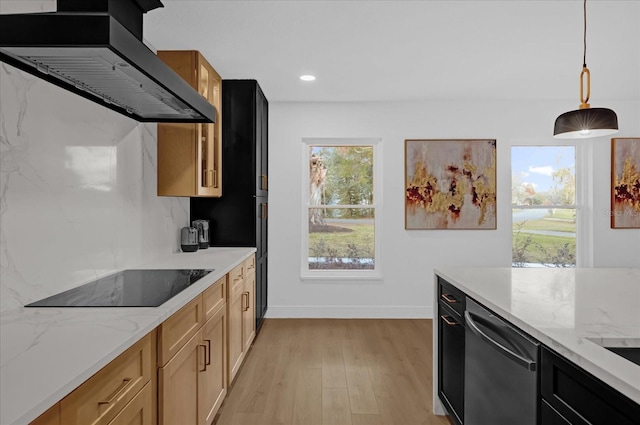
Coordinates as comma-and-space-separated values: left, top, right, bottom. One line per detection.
583, 0, 587, 68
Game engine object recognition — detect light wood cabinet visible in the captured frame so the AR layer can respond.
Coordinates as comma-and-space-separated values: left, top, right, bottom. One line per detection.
30, 405, 59, 425
227, 255, 257, 385
203, 276, 226, 320
157, 50, 222, 197
158, 327, 201, 425
243, 265, 256, 351
157, 296, 204, 367
227, 280, 245, 384
59, 331, 155, 425
198, 304, 227, 425
107, 383, 153, 425
158, 279, 227, 425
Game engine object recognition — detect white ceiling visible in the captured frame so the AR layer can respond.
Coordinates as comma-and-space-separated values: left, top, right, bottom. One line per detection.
2, 1, 638, 103
143, 0, 639, 104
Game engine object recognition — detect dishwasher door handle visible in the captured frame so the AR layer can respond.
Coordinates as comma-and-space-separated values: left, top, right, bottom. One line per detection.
465, 310, 537, 372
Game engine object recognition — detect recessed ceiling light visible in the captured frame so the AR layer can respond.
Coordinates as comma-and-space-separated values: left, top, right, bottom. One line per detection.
300, 75, 316, 81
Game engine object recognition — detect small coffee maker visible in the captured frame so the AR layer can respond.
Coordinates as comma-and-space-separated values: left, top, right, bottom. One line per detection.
192, 220, 210, 249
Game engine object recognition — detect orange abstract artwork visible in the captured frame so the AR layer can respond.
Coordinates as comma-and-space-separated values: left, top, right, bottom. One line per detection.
611, 138, 640, 229
405, 139, 497, 229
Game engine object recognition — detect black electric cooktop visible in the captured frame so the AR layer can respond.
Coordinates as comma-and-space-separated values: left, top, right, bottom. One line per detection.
25, 269, 213, 307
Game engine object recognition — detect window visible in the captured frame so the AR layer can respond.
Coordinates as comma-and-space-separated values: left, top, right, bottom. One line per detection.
302, 138, 381, 278
511, 145, 578, 267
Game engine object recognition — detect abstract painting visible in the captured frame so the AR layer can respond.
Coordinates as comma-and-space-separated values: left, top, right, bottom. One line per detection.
611, 137, 640, 228
405, 139, 497, 229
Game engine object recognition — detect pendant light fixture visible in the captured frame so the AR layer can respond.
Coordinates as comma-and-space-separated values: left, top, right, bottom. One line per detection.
553, 0, 618, 139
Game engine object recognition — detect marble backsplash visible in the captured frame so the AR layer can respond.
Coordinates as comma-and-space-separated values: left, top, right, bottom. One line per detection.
0, 64, 189, 313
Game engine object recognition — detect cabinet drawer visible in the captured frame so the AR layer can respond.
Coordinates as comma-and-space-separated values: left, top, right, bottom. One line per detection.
158, 296, 204, 366
107, 382, 153, 425
437, 277, 465, 317
540, 399, 571, 425
203, 276, 226, 320
60, 332, 154, 425
541, 346, 640, 425
228, 263, 245, 296
30, 404, 59, 425
244, 255, 256, 276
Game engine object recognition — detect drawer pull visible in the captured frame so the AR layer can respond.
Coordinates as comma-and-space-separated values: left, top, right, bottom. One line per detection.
441, 293, 458, 304
199, 344, 208, 372
98, 378, 132, 405
441, 315, 458, 326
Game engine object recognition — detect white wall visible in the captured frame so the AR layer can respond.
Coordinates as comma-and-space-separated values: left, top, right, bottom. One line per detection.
268, 100, 640, 318
0, 64, 190, 313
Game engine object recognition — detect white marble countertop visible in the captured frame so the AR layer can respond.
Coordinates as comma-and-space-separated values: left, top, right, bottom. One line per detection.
0, 247, 255, 425
434, 267, 640, 405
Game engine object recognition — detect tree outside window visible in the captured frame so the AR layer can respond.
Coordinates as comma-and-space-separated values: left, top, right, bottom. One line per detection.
307, 145, 375, 270
512, 146, 577, 267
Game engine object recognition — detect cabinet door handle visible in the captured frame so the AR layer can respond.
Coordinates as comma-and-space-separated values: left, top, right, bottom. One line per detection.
98, 378, 132, 405
261, 203, 268, 219
440, 315, 458, 326
243, 292, 250, 311
204, 339, 212, 366
441, 293, 458, 304
199, 344, 208, 372
261, 175, 268, 190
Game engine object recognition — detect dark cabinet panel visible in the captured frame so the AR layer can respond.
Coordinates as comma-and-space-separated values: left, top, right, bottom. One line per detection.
438, 278, 465, 425
541, 346, 640, 425
257, 255, 267, 327
190, 79, 268, 333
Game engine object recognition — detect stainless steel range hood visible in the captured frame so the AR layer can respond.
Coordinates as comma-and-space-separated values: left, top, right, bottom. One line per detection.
0, 0, 216, 123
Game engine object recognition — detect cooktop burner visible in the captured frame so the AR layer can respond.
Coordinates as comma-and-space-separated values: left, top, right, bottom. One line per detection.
25, 269, 213, 307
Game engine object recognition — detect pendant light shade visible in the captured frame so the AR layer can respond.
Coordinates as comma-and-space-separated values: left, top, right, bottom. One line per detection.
553, 107, 618, 139
553, 0, 619, 139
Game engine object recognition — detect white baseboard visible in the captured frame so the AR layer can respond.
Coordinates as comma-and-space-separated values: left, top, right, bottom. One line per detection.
265, 305, 434, 319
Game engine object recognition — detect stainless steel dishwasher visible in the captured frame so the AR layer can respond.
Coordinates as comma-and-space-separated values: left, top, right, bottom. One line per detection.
464, 297, 540, 425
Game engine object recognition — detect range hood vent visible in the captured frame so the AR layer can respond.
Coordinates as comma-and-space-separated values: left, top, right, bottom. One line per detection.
0, 0, 216, 123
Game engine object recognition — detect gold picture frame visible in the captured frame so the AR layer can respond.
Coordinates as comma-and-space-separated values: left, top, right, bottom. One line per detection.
611, 137, 640, 229
405, 139, 497, 230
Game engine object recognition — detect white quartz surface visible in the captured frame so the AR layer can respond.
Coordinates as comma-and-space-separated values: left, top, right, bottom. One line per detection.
0, 247, 255, 425
434, 267, 640, 405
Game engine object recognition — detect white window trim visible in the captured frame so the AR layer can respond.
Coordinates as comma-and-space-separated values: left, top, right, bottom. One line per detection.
509, 139, 592, 268
301, 138, 383, 280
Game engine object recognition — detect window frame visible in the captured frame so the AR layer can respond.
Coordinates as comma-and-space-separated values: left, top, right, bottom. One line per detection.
509, 139, 591, 268
301, 138, 383, 280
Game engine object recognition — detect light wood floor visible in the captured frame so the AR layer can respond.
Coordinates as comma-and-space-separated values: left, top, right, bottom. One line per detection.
214, 319, 452, 425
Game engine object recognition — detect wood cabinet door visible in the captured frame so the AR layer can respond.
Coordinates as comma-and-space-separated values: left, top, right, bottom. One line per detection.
198, 305, 227, 425
157, 50, 221, 198
242, 272, 256, 351
158, 295, 204, 367
195, 54, 221, 198
107, 383, 153, 425
158, 330, 203, 425
60, 333, 153, 425
227, 285, 244, 385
